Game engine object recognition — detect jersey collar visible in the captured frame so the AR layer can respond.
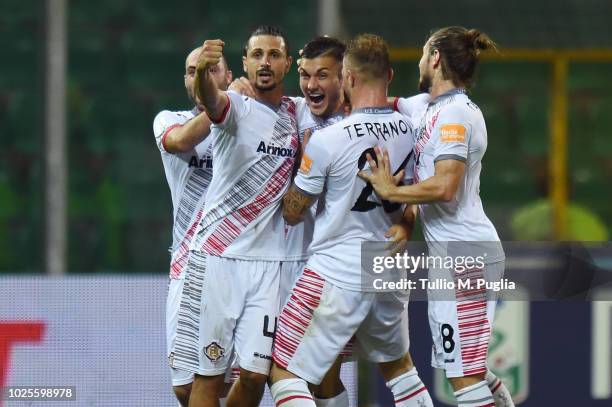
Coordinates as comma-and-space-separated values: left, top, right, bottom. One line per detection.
429, 88, 466, 105
352, 106, 394, 114
319, 110, 345, 122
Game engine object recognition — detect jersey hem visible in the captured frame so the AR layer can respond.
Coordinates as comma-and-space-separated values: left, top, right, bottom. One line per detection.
305, 264, 364, 292
201, 251, 307, 262
434, 154, 467, 163
281, 256, 310, 262
294, 176, 322, 198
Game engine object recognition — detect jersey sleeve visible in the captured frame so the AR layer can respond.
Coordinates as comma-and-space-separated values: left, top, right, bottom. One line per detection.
290, 96, 306, 108
431, 104, 470, 163
293, 96, 316, 144
153, 110, 182, 153
211, 90, 250, 130
292, 96, 309, 131
294, 129, 332, 197
394, 93, 429, 118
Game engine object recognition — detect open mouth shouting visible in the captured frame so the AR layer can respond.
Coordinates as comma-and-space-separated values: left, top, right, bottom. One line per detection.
307, 92, 326, 109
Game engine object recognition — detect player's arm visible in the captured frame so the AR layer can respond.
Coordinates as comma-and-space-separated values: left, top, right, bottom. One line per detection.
195, 39, 230, 122
389, 94, 430, 115
359, 147, 465, 204
282, 185, 317, 226
361, 106, 468, 204
387, 158, 464, 203
284, 129, 329, 225
162, 113, 213, 153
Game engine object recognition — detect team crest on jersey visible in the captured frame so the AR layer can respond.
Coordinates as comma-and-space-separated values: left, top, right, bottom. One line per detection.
203, 341, 225, 362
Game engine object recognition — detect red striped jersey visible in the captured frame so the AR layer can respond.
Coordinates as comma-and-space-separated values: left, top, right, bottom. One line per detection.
153, 108, 214, 278
410, 89, 504, 262
190, 91, 300, 261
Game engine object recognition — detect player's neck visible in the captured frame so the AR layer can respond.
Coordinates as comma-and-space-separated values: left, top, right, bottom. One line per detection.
330, 100, 347, 117
349, 86, 388, 110
429, 80, 457, 101
254, 85, 284, 108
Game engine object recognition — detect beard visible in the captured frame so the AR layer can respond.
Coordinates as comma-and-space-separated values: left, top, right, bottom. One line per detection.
255, 81, 276, 91
254, 69, 277, 92
418, 73, 432, 93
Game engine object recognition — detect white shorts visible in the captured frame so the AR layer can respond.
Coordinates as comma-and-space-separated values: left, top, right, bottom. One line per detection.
279, 261, 355, 359
166, 277, 195, 386
172, 251, 281, 376
429, 261, 504, 378
280, 260, 306, 307
273, 268, 409, 385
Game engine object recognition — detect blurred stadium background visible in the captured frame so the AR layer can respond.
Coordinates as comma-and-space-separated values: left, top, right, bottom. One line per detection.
1, 0, 611, 405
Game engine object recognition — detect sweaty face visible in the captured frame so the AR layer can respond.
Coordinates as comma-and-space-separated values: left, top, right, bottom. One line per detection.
418, 42, 433, 93
299, 55, 343, 118
243, 35, 291, 92
184, 51, 231, 110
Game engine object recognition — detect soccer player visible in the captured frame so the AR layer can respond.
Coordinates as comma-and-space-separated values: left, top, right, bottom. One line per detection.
360, 26, 515, 407
228, 36, 364, 406
288, 36, 350, 407
153, 47, 232, 407
172, 26, 298, 407
269, 33, 434, 407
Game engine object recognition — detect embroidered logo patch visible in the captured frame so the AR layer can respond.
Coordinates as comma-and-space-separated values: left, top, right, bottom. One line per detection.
203, 342, 225, 362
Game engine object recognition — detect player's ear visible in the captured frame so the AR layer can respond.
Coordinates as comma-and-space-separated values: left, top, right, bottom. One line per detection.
432, 49, 441, 68
285, 55, 293, 74
388, 67, 394, 83
242, 56, 247, 74
227, 69, 233, 83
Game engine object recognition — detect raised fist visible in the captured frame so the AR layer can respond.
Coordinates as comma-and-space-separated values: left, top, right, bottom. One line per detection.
197, 39, 225, 71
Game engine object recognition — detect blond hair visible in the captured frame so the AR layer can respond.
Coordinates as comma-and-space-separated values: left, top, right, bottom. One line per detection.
344, 33, 390, 81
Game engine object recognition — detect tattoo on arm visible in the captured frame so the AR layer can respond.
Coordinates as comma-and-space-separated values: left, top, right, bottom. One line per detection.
282, 185, 316, 225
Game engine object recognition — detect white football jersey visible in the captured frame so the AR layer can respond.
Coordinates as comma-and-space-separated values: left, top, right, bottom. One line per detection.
295, 107, 415, 291
394, 93, 430, 128
284, 96, 346, 259
413, 88, 504, 262
190, 91, 299, 261
153, 108, 214, 279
